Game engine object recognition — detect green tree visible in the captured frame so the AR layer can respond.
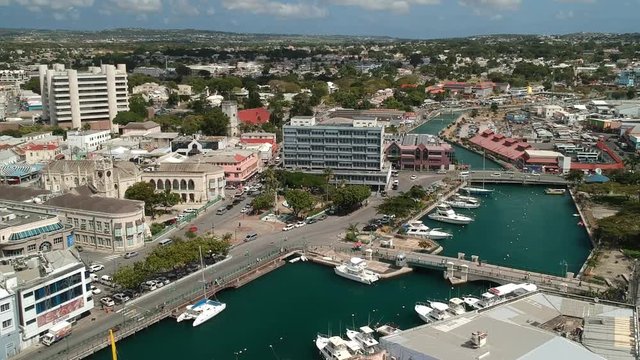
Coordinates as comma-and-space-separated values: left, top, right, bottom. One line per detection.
376, 195, 420, 219
285, 189, 315, 218
200, 108, 229, 136
167, 92, 180, 107
125, 181, 159, 217
290, 93, 313, 117
332, 185, 371, 214
113, 262, 148, 290
490, 102, 499, 113
252, 191, 274, 212
245, 88, 263, 109
565, 169, 584, 185
158, 189, 181, 209
175, 64, 191, 77
129, 94, 148, 118
113, 111, 144, 126
628, 89, 637, 100
21, 77, 40, 94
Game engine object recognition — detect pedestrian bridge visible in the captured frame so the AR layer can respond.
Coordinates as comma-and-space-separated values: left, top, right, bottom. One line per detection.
366, 248, 604, 294
463, 170, 568, 185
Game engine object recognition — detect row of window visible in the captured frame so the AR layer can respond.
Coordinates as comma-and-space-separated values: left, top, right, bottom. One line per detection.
34, 273, 82, 301
35, 285, 83, 315
9, 223, 64, 241
79, 234, 112, 248
69, 218, 110, 234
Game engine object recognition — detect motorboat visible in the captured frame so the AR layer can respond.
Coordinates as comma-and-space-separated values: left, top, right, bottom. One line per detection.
427, 204, 474, 225
447, 297, 466, 316
176, 299, 227, 327
315, 334, 356, 360
443, 199, 480, 209
176, 246, 226, 327
545, 188, 566, 195
461, 186, 494, 195
334, 257, 380, 285
346, 326, 379, 354
473, 292, 499, 310
456, 194, 480, 203
403, 220, 453, 240
375, 323, 401, 336
427, 301, 451, 322
414, 302, 433, 323
462, 296, 481, 310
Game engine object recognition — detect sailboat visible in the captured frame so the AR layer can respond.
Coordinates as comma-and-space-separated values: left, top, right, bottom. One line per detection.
176, 247, 226, 327
462, 150, 494, 195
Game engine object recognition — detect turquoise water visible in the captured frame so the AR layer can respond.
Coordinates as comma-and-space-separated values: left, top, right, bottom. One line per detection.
90, 265, 491, 360
421, 184, 591, 275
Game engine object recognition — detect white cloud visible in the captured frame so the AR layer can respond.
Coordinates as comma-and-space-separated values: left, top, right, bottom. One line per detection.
222, 0, 328, 18
0, 0, 10, 5
555, 10, 574, 19
169, 0, 199, 15
458, 0, 522, 11
12, 0, 93, 11
333, 0, 440, 13
206, 6, 215, 15
110, 0, 162, 12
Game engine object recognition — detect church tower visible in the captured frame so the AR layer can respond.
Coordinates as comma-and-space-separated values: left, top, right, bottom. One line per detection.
222, 100, 239, 137
94, 158, 115, 197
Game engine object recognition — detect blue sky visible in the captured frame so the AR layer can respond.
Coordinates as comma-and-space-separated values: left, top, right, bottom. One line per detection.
0, 0, 638, 39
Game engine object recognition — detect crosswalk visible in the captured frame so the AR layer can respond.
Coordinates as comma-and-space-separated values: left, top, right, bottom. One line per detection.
116, 307, 138, 319
102, 254, 120, 261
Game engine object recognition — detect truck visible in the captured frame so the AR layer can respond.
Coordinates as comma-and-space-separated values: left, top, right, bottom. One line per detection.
41, 321, 72, 346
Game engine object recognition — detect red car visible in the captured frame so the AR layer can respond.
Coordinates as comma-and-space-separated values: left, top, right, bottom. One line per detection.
188, 226, 198, 233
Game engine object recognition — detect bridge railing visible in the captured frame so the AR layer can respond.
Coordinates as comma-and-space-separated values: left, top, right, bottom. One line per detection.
50, 246, 302, 360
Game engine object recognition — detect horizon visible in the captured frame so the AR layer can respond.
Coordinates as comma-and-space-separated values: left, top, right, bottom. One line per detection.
0, 0, 638, 40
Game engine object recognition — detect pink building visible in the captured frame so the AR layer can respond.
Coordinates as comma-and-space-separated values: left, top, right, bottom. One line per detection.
193, 149, 261, 186
385, 134, 454, 170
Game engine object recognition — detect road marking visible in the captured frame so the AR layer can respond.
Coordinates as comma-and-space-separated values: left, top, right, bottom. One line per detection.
103, 254, 120, 261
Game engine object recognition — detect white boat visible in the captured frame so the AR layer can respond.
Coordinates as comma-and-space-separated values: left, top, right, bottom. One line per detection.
301, 255, 308, 262
456, 194, 480, 203
315, 334, 356, 360
545, 188, 566, 195
473, 292, 499, 310
447, 297, 466, 316
427, 204, 474, 225
428, 301, 451, 321
414, 302, 433, 323
375, 324, 401, 336
346, 326, 379, 354
403, 220, 452, 240
334, 257, 379, 285
289, 257, 301, 263
462, 296, 481, 310
461, 186, 494, 195
176, 247, 226, 327
443, 199, 481, 209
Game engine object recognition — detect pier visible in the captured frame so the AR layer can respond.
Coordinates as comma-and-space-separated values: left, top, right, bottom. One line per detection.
465, 170, 568, 185
314, 245, 606, 295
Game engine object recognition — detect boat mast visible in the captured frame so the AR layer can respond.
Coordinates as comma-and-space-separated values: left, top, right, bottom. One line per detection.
199, 246, 206, 300
482, 150, 486, 190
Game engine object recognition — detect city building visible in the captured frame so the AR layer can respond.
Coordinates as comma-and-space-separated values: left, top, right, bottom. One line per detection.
41, 158, 140, 199
18, 143, 61, 164
0, 186, 148, 252
39, 64, 129, 131
143, 162, 226, 203
0, 206, 74, 257
240, 132, 278, 158
132, 66, 166, 78
283, 117, 390, 188
176, 84, 192, 97
0, 149, 19, 166
238, 107, 270, 125
0, 286, 20, 358
0, 164, 43, 185
617, 68, 639, 87
170, 135, 228, 156
193, 149, 261, 186
221, 101, 239, 137
66, 130, 111, 153
120, 121, 161, 136
0, 250, 94, 349
381, 291, 637, 360
506, 113, 528, 123
290, 115, 316, 126
468, 130, 533, 164
385, 134, 454, 170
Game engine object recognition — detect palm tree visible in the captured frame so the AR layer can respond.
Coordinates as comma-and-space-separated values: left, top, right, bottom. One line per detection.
346, 222, 359, 235
323, 168, 334, 203
222, 233, 233, 242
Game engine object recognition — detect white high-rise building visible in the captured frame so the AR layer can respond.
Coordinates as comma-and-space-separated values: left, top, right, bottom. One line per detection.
39, 64, 129, 132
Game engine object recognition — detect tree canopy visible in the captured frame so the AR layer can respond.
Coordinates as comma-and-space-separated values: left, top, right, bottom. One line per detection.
331, 185, 371, 214
285, 189, 315, 218
125, 182, 181, 217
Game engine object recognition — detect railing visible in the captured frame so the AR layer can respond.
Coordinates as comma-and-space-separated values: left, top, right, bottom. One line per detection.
50, 246, 302, 360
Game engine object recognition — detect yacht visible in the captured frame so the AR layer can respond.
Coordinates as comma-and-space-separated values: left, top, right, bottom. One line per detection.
334, 257, 379, 285
427, 301, 451, 322
427, 204, 474, 225
403, 220, 453, 240
176, 246, 226, 327
545, 188, 566, 195
375, 323, 401, 336
462, 296, 481, 310
414, 302, 433, 323
346, 326, 379, 355
315, 334, 356, 360
447, 297, 466, 316
443, 198, 480, 209
461, 186, 494, 195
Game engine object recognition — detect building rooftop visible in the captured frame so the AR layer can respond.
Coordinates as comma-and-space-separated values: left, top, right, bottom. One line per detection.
155, 162, 224, 174
0, 208, 57, 231
0, 185, 49, 202
67, 129, 110, 136
382, 292, 636, 360
0, 250, 83, 288
45, 193, 144, 215
123, 121, 160, 130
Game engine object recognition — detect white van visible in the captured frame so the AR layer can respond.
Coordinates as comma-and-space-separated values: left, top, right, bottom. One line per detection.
244, 232, 258, 242
159, 238, 173, 246
459, 171, 470, 177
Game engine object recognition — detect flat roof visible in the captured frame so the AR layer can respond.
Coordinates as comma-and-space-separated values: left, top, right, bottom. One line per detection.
0, 185, 49, 202
381, 292, 635, 360
0, 208, 57, 231
45, 193, 144, 215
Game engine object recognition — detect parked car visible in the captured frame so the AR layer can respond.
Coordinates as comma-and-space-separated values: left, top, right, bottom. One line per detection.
140, 281, 157, 291
362, 224, 378, 232
100, 275, 113, 282
317, 214, 328, 221
183, 208, 197, 213
113, 293, 130, 304
90, 285, 101, 295
124, 251, 139, 259
306, 218, 317, 224
122, 289, 139, 299
217, 207, 228, 215
100, 297, 115, 307
89, 273, 98, 282
155, 277, 170, 285
75, 245, 84, 252
282, 223, 295, 231
295, 221, 306, 228
89, 264, 104, 273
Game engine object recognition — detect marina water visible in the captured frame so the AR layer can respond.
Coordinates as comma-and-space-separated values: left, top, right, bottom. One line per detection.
90, 112, 592, 359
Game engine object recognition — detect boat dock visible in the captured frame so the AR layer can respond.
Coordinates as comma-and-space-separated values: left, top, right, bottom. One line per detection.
466, 170, 568, 185
305, 248, 414, 280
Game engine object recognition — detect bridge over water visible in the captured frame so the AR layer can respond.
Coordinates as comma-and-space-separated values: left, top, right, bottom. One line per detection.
463, 170, 568, 186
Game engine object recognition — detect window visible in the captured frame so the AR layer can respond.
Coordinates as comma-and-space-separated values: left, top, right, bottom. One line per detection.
27, 244, 36, 252
0, 303, 9, 312
26, 319, 35, 325
54, 237, 63, 244
2, 320, 11, 329
25, 304, 34, 312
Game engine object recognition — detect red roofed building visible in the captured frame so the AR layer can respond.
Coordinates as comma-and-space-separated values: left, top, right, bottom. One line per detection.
240, 132, 278, 156
19, 142, 61, 164
238, 108, 270, 125
400, 83, 418, 89
468, 130, 531, 163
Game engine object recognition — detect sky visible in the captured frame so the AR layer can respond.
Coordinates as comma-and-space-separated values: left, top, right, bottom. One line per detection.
0, 0, 638, 39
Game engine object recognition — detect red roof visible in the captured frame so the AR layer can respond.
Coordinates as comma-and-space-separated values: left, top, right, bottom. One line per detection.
23, 143, 58, 151
238, 108, 270, 125
469, 131, 531, 161
400, 84, 418, 89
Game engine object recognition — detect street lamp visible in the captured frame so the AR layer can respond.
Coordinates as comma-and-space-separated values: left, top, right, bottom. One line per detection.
560, 260, 568, 277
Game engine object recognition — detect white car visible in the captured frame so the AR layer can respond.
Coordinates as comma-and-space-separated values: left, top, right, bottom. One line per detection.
491, 172, 502, 177
295, 221, 306, 228
90, 285, 101, 295
282, 224, 295, 231
89, 264, 104, 273
410, 175, 417, 180
100, 297, 115, 307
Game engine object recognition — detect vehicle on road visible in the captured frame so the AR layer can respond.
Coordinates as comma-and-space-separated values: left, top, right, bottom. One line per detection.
437, 169, 447, 174
295, 221, 306, 228
100, 297, 115, 307
188, 226, 198, 233
89, 264, 104, 273
183, 208, 197, 213
90, 285, 101, 295
362, 224, 378, 232
159, 238, 173, 246
317, 214, 328, 221
216, 207, 228, 215
410, 175, 417, 180
75, 245, 84, 252
153, 280, 165, 288
282, 223, 295, 231
491, 172, 501, 177
124, 251, 139, 259
41, 321, 72, 346
244, 232, 258, 242
113, 293, 130, 304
